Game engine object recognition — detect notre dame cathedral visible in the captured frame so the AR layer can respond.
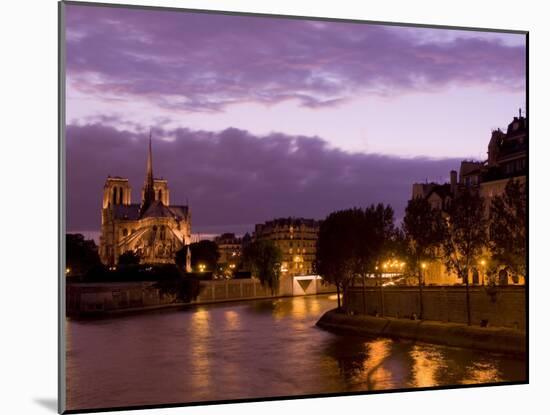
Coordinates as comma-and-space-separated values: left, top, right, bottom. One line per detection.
99, 137, 191, 266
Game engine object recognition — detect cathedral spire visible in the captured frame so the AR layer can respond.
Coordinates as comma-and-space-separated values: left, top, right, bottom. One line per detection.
140, 130, 156, 215
146, 130, 154, 188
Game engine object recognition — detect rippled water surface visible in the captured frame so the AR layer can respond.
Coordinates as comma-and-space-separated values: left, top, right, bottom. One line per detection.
66, 295, 526, 410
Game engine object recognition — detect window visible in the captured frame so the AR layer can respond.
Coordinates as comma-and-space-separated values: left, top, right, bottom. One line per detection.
122, 228, 128, 237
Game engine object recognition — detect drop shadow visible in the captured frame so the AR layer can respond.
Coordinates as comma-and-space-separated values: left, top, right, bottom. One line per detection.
34, 398, 57, 413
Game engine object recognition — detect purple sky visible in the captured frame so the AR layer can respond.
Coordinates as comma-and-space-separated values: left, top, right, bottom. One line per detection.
64, 4, 526, 238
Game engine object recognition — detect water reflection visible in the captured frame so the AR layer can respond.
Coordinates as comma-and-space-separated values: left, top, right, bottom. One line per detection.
410, 344, 446, 388
460, 361, 502, 385
66, 295, 526, 411
190, 308, 211, 393
224, 310, 240, 330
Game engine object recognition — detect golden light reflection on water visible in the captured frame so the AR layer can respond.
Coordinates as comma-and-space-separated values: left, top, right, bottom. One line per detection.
460, 361, 501, 385
410, 345, 445, 388
66, 295, 525, 410
190, 308, 211, 391
224, 310, 240, 330
360, 339, 394, 390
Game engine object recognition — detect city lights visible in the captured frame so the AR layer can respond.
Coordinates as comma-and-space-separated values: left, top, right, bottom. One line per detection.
380, 259, 406, 271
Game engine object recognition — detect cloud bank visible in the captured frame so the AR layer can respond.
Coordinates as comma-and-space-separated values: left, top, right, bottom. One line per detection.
66, 5, 526, 113
66, 123, 462, 235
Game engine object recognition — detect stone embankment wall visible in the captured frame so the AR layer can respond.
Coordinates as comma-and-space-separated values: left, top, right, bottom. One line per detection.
317, 310, 526, 355
67, 278, 336, 317
344, 285, 525, 331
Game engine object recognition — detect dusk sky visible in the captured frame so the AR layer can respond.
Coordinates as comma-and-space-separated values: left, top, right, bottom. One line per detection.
65, 4, 526, 238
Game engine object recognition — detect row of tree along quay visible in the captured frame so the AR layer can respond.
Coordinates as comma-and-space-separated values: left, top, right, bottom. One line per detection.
65, 179, 525, 322
66, 232, 287, 311
316, 179, 526, 328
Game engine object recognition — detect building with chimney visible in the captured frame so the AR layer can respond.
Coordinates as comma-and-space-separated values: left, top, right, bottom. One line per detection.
412, 112, 527, 204
410, 112, 527, 285
99, 136, 192, 266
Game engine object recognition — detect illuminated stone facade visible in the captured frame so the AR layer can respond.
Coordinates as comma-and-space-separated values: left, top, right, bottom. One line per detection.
253, 218, 319, 277
411, 113, 527, 285
99, 138, 191, 266
214, 233, 243, 267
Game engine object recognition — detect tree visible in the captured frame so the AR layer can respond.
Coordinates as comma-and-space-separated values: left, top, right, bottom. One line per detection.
154, 275, 201, 303
442, 191, 488, 325
364, 204, 399, 316
176, 240, 219, 272
242, 240, 282, 295
489, 180, 527, 280
118, 250, 141, 266
316, 209, 367, 310
66, 233, 101, 276
402, 197, 445, 319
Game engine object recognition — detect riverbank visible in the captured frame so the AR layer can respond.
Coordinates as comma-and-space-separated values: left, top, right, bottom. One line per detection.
66, 279, 337, 318
316, 309, 526, 355
68, 293, 294, 319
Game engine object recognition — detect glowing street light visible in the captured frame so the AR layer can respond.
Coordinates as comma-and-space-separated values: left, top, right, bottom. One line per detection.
198, 263, 206, 272
421, 262, 427, 269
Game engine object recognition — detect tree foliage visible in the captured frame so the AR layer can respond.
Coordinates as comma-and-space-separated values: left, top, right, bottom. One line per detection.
242, 240, 282, 294
316, 209, 362, 308
402, 197, 445, 318
66, 233, 101, 276
489, 179, 527, 279
176, 240, 219, 272
403, 197, 446, 270
365, 204, 399, 270
154, 275, 201, 303
316, 205, 397, 309
442, 191, 488, 277
442, 190, 488, 325
118, 250, 141, 266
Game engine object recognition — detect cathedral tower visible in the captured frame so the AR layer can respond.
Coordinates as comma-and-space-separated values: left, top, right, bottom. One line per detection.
102, 177, 131, 209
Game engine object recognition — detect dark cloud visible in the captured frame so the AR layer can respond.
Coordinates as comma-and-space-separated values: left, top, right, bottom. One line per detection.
65, 4, 526, 112
66, 123, 462, 235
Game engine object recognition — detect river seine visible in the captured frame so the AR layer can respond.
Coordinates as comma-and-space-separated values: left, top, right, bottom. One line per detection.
66, 294, 526, 410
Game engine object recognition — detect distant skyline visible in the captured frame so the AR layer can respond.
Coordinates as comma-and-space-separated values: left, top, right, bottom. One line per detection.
64, 4, 526, 238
